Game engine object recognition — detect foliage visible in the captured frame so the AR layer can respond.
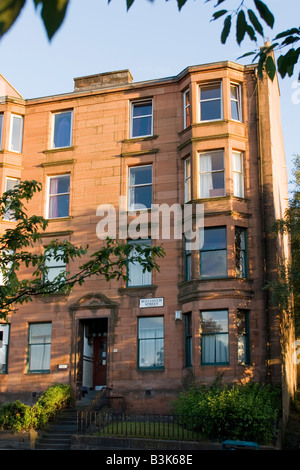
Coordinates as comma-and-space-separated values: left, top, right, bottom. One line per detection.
173, 381, 281, 444
0, 1, 299, 80
265, 155, 300, 335
0, 180, 165, 320
0, 383, 73, 432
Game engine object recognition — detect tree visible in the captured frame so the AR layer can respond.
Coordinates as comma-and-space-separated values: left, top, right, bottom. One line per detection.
0, 180, 165, 320
266, 155, 300, 335
0, 0, 299, 80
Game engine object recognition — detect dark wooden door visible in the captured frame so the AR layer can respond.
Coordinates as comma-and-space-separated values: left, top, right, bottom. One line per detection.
93, 336, 107, 387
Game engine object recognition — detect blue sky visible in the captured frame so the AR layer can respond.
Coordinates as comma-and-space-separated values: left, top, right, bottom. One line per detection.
0, 0, 299, 189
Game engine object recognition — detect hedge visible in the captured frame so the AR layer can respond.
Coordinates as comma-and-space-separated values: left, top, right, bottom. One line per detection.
0, 383, 73, 433
173, 381, 281, 445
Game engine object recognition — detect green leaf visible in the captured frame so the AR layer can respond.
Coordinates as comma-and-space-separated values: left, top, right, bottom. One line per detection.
0, 0, 26, 37
277, 48, 300, 78
247, 9, 264, 37
246, 25, 257, 42
236, 10, 247, 45
126, 0, 134, 9
265, 55, 276, 81
176, 0, 188, 10
221, 14, 231, 44
212, 9, 228, 21
275, 28, 300, 40
34, 0, 69, 40
253, 0, 274, 28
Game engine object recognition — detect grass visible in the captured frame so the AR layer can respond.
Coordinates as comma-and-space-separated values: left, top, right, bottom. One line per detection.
97, 419, 202, 441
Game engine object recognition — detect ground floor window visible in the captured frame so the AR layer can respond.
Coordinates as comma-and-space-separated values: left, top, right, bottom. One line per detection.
28, 323, 52, 373
138, 316, 164, 369
201, 310, 229, 365
0, 324, 10, 373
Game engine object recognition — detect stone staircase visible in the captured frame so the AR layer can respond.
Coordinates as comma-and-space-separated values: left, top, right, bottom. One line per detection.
34, 389, 105, 450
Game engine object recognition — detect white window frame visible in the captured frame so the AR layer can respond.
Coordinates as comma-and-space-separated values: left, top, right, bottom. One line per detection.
230, 83, 242, 122
184, 157, 192, 202
52, 110, 73, 149
0, 323, 10, 374
46, 174, 70, 219
199, 150, 225, 199
130, 99, 153, 138
199, 82, 223, 122
44, 248, 66, 284
128, 164, 153, 211
183, 89, 191, 128
232, 151, 244, 198
127, 239, 152, 287
9, 114, 23, 153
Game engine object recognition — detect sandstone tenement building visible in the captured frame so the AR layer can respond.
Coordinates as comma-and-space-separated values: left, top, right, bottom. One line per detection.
0, 60, 296, 418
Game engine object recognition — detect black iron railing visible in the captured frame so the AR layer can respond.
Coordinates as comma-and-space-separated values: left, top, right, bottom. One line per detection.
77, 411, 203, 441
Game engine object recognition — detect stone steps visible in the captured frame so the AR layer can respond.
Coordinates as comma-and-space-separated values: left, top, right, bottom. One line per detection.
35, 408, 77, 450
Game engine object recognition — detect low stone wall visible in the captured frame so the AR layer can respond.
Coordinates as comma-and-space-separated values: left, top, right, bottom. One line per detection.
0, 429, 38, 450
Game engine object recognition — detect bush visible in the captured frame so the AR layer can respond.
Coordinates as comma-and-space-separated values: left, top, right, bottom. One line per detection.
173, 381, 281, 444
0, 383, 73, 432
0, 401, 33, 432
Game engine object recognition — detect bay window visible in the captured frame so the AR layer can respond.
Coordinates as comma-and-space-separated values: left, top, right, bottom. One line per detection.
9, 114, 23, 153
231, 83, 242, 121
233, 151, 244, 198
200, 227, 227, 278
199, 82, 222, 121
201, 310, 229, 365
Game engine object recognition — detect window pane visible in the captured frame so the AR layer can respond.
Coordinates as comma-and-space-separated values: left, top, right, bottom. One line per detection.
53, 111, 72, 148
201, 101, 221, 120
199, 152, 225, 198
3, 178, 20, 221
202, 227, 226, 251
49, 194, 70, 218
29, 323, 52, 372
201, 250, 227, 277
201, 85, 221, 100
29, 323, 52, 344
133, 103, 152, 117
129, 166, 152, 186
202, 310, 228, 333
129, 185, 152, 210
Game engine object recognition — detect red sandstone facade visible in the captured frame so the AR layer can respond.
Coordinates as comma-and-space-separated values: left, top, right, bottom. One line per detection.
0, 61, 296, 414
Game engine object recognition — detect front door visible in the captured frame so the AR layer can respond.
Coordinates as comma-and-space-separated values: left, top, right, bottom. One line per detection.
93, 336, 107, 387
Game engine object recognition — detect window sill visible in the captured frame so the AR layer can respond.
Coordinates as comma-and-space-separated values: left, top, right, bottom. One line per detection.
119, 285, 157, 296
47, 216, 73, 222
137, 367, 164, 372
42, 146, 76, 154
123, 135, 158, 143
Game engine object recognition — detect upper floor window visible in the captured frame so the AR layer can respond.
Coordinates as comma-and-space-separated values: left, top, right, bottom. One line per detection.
184, 237, 192, 281
28, 323, 52, 373
233, 151, 244, 198
199, 150, 225, 198
231, 83, 242, 121
201, 309, 229, 365
52, 110, 73, 149
128, 165, 152, 211
0, 113, 3, 150
44, 248, 66, 284
127, 239, 152, 287
200, 227, 227, 278
3, 177, 20, 221
199, 82, 222, 121
185, 313, 192, 367
130, 100, 153, 138
47, 174, 70, 219
184, 157, 192, 202
0, 324, 10, 374
183, 89, 191, 128
9, 114, 23, 153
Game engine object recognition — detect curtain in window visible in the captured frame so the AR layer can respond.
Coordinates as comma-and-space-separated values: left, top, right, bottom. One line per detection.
29, 323, 52, 372
127, 242, 152, 287
202, 334, 229, 364
138, 318, 164, 368
233, 152, 244, 197
49, 177, 59, 218
199, 154, 213, 198
0, 324, 9, 373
